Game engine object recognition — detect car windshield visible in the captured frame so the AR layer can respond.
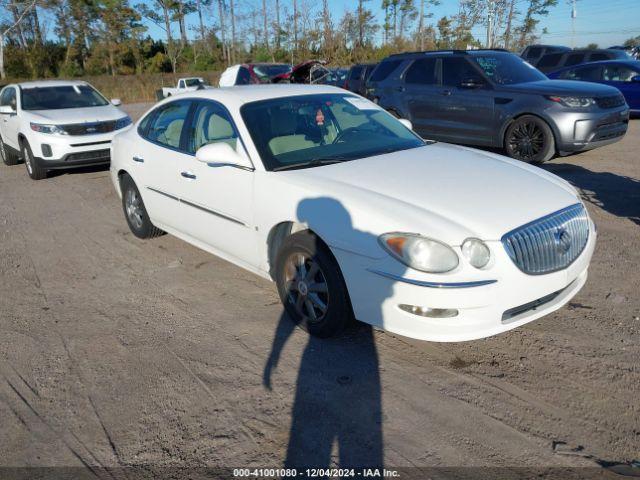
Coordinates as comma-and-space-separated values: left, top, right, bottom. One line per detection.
21, 85, 109, 110
240, 93, 425, 171
253, 64, 292, 79
471, 54, 548, 85
185, 78, 207, 87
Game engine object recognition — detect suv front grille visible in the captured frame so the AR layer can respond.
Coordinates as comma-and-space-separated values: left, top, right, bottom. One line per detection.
502, 204, 589, 275
65, 149, 110, 162
61, 121, 117, 136
596, 95, 625, 109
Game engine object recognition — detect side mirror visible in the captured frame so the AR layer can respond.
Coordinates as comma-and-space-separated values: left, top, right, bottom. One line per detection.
631, 75, 640, 83
460, 78, 483, 89
0, 105, 14, 114
111, 98, 122, 106
398, 118, 413, 130
195, 142, 253, 170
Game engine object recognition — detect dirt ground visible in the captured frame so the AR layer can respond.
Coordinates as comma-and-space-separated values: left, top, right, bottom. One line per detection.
0, 103, 638, 478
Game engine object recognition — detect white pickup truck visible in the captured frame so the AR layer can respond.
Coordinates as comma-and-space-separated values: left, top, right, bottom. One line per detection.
156, 77, 212, 99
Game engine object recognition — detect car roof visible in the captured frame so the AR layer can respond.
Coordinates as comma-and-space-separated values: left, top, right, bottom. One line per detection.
17, 80, 90, 89
385, 49, 510, 59
170, 84, 350, 108
554, 59, 640, 69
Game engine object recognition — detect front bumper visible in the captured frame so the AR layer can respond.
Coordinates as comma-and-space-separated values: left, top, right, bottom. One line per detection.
551, 105, 629, 153
333, 219, 596, 342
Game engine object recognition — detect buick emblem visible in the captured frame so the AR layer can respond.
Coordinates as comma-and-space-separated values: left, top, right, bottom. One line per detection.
554, 228, 572, 255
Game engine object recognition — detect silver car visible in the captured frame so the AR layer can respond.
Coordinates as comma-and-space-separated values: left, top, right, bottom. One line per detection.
367, 50, 630, 163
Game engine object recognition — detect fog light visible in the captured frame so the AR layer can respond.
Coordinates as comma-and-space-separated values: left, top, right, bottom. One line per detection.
41, 144, 52, 157
399, 304, 459, 318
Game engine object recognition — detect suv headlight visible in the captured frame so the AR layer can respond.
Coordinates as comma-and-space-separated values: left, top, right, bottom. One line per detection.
461, 238, 491, 269
379, 233, 459, 273
115, 116, 132, 130
30, 123, 67, 135
547, 95, 595, 108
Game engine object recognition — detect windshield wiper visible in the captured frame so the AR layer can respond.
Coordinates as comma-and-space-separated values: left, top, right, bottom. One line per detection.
272, 157, 349, 172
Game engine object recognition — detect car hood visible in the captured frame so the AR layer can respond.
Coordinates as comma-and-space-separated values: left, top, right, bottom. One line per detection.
24, 104, 126, 124
282, 143, 581, 244
501, 79, 621, 96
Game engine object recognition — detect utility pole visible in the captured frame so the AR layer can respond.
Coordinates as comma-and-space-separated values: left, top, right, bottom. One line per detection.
486, 0, 494, 48
419, 0, 425, 50
571, 0, 577, 48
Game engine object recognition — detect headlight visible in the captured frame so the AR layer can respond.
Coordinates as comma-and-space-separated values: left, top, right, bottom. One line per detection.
461, 238, 490, 269
30, 123, 67, 135
379, 233, 459, 273
115, 116, 132, 130
546, 96, 595, 108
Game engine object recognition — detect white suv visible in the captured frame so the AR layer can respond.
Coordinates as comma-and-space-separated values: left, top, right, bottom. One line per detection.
0, 80, 132, 180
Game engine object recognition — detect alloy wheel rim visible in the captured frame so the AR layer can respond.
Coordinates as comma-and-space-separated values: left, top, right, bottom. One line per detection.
24, 148, 33, 174
508, 121, 544, 160
0, 137, 5, 162
284, 252, 329, 324
125, 189, 144, 229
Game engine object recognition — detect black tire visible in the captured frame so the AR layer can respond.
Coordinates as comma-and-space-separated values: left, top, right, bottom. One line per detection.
275, 231, 352, 338
21, 140, 47, 180
120, 174, 163, 239
0, 134, 18, 166
504, 115, 555, 164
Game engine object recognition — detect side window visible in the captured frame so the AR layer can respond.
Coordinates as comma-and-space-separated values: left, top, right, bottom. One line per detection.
404, 58, 437, 85
146, 100, 191, 149
589, 53, 609, 62
178, 80, 185, 88
187, 101, 238, 154
0, 87, 16, 109
236, 67, 252, 85
350, 66, 363, 81
369, 60, 402, 82
442, 57, 483, 86
526, 47, 543, 60
603, 65, 637, 82
563, 65, 602, 81
565, 53, 586, 67
537, 53, 562, 69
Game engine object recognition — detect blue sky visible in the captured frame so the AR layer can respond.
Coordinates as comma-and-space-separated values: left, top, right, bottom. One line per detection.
144, 0, 638, 49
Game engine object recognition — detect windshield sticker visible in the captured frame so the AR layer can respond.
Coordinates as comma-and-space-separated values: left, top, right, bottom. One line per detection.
345, 97, 382, 111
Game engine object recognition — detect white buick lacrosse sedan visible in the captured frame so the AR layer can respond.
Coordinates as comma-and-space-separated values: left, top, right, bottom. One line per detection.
110, 85, 595, 342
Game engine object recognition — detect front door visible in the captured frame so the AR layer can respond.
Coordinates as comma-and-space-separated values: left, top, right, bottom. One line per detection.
0, 87, 20, 150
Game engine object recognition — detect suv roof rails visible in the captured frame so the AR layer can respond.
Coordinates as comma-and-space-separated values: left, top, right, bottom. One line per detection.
386, 48, 509, 58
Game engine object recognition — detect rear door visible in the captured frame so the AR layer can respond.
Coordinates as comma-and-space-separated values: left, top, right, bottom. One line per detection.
401, 57, 441, 139
436, 56, 495, 145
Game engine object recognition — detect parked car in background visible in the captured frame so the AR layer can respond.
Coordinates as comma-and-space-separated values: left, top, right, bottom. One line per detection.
608, 45, 640, 60
272, 60, 329, 84
548, 60, 640, 115
521, 44, 570, 65
159, 77, 212, 99
533, 48, 631, 73
110, 85, 595, 342
0, 80, 131, 180
345, 63, 377, 95
368, 49, 629, 163
321, 68, 349, 87
219, 63, 292, 87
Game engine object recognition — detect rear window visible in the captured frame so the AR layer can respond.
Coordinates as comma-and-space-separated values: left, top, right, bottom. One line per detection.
369, 60, 402, 82
525, 47, 543, 59
565, 53, 586, 66
537, 53, 562, 68
589, 53, 609, 62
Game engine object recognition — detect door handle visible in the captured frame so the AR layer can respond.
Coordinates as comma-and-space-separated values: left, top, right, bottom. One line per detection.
132, 156, 144, 163
181, 171, 196, 179
440, 90, 452, 96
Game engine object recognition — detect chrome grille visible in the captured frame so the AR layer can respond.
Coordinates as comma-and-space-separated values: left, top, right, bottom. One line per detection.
61, 121, 117, 136
502, 204, 589, 275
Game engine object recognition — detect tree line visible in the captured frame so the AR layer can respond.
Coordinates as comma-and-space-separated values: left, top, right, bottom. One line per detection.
0, 0, 620, 80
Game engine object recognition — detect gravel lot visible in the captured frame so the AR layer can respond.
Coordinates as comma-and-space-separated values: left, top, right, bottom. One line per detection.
0, 103, 638, 477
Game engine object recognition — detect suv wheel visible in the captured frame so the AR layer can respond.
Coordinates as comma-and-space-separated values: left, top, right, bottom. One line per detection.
1, 134, 18, 166
275, 231, 352, 338
505, 115, 555, 164
21, 140, 47, 180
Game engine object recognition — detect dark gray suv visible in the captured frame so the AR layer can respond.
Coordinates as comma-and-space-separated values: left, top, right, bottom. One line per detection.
367, 50, 630, 163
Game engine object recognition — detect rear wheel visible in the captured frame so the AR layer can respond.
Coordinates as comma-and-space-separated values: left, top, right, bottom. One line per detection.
0, 134, 18, 166
21, 140, 47, 180
504, 115, 555, 164
275, 231, 352, 338
120, 174, 163, 239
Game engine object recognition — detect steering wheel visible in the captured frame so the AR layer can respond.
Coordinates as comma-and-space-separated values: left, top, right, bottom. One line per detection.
333, 127, 364, 144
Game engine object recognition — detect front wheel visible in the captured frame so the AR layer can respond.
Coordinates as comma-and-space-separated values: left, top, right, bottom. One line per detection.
22, 140, 47, 180
504, 115, 555, 164
275, 231, 352, 338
